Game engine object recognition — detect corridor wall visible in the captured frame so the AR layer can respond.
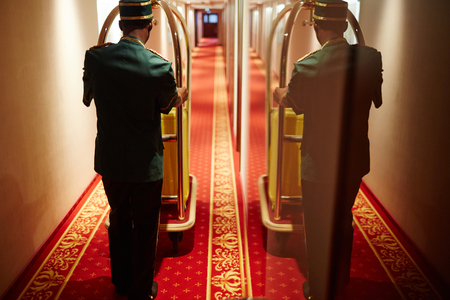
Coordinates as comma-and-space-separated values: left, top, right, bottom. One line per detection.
0, 0, 99, 295
360, 0, 450, 286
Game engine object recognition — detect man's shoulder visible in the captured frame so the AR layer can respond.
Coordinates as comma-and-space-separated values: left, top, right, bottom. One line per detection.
351, 44, 381, 56
292, 49, 322, 77
85, 43, 116, 62
350, 44, 382, 68
146, 48, 170, 62
296, 49, 321, 63
85, 43, 116, 68
88, 42, 116, 51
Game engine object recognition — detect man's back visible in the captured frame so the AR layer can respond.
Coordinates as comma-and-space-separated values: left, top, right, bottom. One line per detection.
83, 37, 178, 182
287, 39, 383, 181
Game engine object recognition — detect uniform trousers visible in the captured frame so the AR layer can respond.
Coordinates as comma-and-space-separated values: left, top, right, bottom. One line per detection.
102, 178, 163, 299
302, 176, 361, 297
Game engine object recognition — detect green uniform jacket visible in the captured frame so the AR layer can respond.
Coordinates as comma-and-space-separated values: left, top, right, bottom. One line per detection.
83, 36, 178, 182
286, 38, 383, 182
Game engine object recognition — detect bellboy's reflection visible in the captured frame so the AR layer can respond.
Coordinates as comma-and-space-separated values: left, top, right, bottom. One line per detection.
274, 0, 383, 298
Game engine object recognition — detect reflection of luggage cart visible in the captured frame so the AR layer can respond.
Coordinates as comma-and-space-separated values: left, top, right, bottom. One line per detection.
261, 107, 303, 235
268, 108, 303, 210
259, 107, 304, 248
260, 1, 365, 237
259, 2, 305, 237
99, 0, 196, 253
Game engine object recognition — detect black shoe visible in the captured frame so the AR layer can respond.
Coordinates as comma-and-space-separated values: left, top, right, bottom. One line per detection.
149, 281, 158, 299
303, 281, 313, 299
126, 281, 158, 299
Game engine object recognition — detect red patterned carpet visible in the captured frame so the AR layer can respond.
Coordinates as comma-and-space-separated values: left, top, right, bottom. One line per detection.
4, 40, 445, 300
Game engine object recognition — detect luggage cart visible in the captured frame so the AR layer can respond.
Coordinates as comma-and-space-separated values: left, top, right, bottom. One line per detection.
99, 0, 196, 253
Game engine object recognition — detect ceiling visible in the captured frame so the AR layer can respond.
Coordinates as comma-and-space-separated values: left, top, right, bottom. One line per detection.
179, 0, 274, 10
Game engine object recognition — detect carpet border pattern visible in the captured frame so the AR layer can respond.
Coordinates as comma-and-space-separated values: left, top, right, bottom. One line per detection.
18, 181, 109, 300
207, 46, 247, 300
354, 191, 442, 300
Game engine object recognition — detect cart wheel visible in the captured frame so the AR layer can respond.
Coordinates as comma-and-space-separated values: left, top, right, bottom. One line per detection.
168, 232, 183, 253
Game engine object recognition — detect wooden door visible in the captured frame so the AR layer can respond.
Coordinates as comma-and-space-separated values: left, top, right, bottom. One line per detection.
203, 13, 218, 38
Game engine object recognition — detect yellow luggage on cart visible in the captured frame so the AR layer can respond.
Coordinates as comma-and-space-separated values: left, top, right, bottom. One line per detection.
161, 108, 190, 206
268, 108, 303, 207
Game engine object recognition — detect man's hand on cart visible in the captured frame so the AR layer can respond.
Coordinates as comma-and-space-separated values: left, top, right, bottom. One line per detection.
175, 87, 188, 106
273, 87, 290, 107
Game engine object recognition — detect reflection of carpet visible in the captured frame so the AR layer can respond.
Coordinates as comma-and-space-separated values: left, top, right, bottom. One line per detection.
352, 188, 443, 299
